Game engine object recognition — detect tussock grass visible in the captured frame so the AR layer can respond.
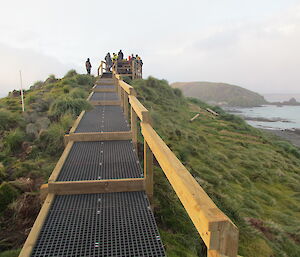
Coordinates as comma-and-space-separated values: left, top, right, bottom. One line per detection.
131, 77, 300, 257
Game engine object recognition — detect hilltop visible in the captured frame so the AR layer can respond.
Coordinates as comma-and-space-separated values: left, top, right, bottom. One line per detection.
0, 74, 299, 257
171, 81, 267, 107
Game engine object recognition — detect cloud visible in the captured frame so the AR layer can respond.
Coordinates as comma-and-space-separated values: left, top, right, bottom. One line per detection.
150, 3, 300, 94
0, 43, 80, 97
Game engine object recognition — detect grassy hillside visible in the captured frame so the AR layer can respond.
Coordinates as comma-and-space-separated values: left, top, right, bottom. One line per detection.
131, 78, 300, 257
0, 70, 94, 256
0, 74, 299, 257
171, 81, 267, 107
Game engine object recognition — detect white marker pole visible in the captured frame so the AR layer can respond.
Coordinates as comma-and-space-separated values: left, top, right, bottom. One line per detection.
19, 70, 25, 112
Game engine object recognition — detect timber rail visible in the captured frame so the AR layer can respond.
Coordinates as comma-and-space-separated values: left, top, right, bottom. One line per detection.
19, 60, 239, 257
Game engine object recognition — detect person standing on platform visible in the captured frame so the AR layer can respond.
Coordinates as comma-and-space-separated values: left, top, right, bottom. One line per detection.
112, 53, 118, 62
105, 53, 112, 71
118, 50, 124, 60
85, 58, 92, 75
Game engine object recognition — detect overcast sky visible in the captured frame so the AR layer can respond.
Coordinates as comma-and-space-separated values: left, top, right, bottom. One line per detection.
0, 0, 299, 97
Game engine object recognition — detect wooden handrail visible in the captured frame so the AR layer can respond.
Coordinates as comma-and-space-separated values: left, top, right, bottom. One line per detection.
141, 122, 238, 256
97, 61, 107, 76
129, 95, 150, 123
110, 61, 239, 257
119, 80, 136, 95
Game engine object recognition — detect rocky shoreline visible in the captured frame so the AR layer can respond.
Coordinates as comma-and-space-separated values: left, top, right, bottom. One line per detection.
260, 128, 300, 148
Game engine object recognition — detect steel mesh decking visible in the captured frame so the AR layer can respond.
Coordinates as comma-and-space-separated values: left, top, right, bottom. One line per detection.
31, 192, 165, 257
57, 141, 142, 181
75, 106, 129, 133
95, 85, 115, 89
90, 92, 119, 101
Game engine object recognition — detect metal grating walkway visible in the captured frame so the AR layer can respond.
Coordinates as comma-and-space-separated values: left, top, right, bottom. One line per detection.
57, 141, 142, 181
90, 92, 119, 101
75, 105, 130, 133
95, 85, 115, 89
25, 72, 167, 257
31, 192, 166, 257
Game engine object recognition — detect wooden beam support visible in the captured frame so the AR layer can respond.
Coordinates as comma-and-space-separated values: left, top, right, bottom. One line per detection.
123, 91, 129, 119
131, 107, 138, 150
86, 92, 93, 101
49, 141, 74, 182
120, 88, 124, 109
18, 194, 55, 257
70, 111, 85, 133
144, 139, 153, 203
64, 131, 132, 144
48, 178, 145, 195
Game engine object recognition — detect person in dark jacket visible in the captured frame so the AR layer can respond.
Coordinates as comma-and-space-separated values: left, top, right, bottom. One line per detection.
118, 50, 124, 60
105, 53, 112, 71
85, 58, 92, 74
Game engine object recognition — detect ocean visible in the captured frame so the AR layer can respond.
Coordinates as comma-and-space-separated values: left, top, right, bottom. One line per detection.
228, 105, 300, 130
263, 93, 300, 102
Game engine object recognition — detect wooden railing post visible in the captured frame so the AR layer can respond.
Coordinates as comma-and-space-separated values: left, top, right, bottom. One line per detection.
120, 88, 124, 109
131, 107, 138, 150
144, 139, 153, 203
123, 91, 129, 118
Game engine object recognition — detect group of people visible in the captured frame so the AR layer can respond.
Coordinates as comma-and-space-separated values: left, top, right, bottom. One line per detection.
85, 50, 143, 75
105, 50, 143, 71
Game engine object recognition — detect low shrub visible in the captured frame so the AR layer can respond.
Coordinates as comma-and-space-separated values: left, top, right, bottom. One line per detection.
49, 96, 92, 119
75, 74, 94, 86
37, 123, 65, 155
0, 249, 21, 257
0, 110, 23, 131
0, 182, 19, 213
69, 88, 87, 99
64, 69, 77, 78
3, 129, 25, 153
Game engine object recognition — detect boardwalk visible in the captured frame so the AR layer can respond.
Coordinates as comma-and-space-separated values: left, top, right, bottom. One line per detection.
20, 67, 239, 257
19, 72, 166, 257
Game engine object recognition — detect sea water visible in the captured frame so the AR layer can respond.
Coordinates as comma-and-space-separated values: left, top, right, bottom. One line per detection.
228, 105, 300, 130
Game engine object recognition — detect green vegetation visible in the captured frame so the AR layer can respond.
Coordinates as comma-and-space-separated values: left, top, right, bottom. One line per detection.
131, 77, 300, 257
0, 71, 95, 254
0, 73, 299, 257
0, 183, 19, 213
171, 81, 268, 107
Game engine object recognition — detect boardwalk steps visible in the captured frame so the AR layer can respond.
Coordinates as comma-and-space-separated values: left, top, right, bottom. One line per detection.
20, 65, 240, 257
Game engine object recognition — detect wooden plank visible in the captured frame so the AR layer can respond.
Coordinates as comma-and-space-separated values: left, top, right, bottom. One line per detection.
128, 95, 151, 123
48, 178, 145, 195
64, 131, 133, 144
89, 100, 121, 106
18, 194, 55, 257
206, 108, 219, 116
49, 141, 74, 182
120, 87, 124, 109
70, 111, 85, 133
190, 113, 200, 122
87, 92, 93, 101
144, 140, 153, 203
141, 122, 238, 256
39, 184, 48, 202
119, 80, 136, 95
131, 107, 138, 150
123, 91, 129, 119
